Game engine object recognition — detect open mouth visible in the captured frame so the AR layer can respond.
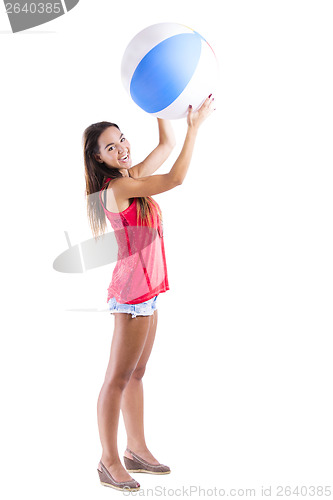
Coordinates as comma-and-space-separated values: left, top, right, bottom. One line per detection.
119, 154, 129, 162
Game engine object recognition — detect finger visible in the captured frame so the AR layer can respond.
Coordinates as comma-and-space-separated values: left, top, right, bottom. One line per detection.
203, 94, 214, 107
187, 104, 193, 122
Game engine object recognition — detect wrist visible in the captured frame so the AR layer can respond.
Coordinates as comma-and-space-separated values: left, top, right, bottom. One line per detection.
187, 123, 199, 135
158, 118, 176, 147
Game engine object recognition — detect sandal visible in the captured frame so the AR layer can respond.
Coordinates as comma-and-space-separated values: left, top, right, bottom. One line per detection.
124, 448, 171, 475
97, 461, 140, 491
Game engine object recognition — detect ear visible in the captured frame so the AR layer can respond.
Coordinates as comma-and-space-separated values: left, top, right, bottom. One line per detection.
94, 154, 103, 163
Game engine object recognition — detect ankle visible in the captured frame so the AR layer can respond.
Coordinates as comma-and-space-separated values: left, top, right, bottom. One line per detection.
101, 454, 121, 467
126, 443, 148, 454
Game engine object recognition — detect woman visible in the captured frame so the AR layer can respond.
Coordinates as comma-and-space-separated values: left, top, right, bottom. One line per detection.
83, 95, 215, 491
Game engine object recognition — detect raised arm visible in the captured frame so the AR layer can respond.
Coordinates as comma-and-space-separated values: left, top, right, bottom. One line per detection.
111, 95, 215, 199
129, 119, 176, 178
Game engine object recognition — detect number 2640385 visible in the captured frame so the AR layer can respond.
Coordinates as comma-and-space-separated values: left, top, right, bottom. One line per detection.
5, 3, 62, 14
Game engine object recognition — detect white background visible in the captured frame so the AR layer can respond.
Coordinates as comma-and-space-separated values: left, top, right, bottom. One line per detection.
1, 0, 332, 498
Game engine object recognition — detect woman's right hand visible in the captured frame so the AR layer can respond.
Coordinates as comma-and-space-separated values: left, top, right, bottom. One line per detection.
187, 94, 216, 129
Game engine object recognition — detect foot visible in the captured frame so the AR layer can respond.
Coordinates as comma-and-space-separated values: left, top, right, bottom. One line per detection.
99, 458, 135, 483
124, 447, 160, 465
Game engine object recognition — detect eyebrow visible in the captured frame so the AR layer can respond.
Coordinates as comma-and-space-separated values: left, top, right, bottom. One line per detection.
104, 133, 123, 150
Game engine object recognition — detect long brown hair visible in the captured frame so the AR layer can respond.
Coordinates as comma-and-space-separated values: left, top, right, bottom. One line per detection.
83, 121, 162, 239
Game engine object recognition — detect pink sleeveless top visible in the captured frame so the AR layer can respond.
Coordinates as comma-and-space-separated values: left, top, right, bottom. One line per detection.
99, 178, 169, 304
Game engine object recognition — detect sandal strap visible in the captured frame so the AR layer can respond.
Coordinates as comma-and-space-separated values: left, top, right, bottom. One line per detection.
126, 448, 163, 468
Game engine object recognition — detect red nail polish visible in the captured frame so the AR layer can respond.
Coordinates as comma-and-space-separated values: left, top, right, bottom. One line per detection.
208, 94, 212, 98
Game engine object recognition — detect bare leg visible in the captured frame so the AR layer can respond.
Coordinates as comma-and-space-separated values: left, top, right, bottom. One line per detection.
121, 309, 161, 464
97, 313, 151, 482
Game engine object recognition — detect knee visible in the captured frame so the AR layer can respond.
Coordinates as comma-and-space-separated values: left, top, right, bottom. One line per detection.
104, 369, 134, 392
131, 365, 146, 381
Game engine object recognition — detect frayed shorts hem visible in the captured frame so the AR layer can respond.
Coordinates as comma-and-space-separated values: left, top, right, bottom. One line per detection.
107, 295, 158, 319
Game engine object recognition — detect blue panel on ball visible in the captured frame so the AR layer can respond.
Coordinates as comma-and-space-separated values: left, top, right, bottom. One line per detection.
130, 33, 202, 113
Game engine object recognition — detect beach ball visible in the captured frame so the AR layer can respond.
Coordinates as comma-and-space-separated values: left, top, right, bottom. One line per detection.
121, 23, 218, 120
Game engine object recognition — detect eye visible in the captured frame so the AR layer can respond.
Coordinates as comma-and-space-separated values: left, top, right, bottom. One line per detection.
121, 137, 126, 142
108, 146, 115, 151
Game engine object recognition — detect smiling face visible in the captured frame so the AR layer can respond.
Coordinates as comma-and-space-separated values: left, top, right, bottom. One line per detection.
95, 126, 132, 175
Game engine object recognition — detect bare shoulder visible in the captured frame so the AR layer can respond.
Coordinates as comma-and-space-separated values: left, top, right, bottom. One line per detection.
111, 174, 141, 192
104, 177, 133, 213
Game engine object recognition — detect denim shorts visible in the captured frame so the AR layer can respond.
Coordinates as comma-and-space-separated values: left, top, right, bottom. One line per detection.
107, 295, 158, 319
